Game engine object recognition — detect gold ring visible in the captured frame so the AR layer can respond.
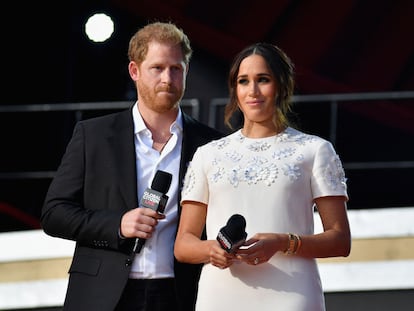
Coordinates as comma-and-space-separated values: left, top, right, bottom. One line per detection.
254, 257, 259, 265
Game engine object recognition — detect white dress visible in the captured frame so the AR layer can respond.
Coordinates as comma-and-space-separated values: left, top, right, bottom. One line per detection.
181, 127, 348, 311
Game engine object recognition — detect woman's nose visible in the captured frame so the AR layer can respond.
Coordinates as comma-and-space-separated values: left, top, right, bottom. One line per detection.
248, 83, 259, 96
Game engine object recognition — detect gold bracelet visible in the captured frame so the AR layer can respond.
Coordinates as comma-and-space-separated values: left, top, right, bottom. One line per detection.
292, 233, 301, 254
284, 233, 301, 255
284, 233, 296, 255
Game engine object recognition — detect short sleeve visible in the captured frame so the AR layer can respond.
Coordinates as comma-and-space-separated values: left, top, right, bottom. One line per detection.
181, 146, 210, 205
311, 140, 348, 200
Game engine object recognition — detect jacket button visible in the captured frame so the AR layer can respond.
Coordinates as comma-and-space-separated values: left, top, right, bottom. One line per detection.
125, 258, 132, 266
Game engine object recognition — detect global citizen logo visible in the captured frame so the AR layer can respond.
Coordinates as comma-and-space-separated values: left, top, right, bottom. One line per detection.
142, 190, 161, 207
217, 231, 231, 250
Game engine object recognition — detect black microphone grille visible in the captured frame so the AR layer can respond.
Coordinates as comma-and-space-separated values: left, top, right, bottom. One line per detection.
227, 214, 246, 228
151, 170, 173, 193
225, 214, 246, 239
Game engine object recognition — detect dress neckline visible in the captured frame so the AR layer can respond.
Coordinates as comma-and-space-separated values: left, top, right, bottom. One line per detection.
238, 127, 288, 140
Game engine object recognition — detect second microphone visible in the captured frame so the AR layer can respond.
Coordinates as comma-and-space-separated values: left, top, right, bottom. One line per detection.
217, 214, 247, 253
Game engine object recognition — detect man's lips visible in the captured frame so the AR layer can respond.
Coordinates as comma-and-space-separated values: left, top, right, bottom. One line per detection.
157, 85, 176, 92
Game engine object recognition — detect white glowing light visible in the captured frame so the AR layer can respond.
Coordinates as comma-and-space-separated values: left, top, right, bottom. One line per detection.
85, 13, 114, 43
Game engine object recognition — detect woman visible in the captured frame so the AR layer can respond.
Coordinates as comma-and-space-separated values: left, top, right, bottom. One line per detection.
174, 43, 351, 311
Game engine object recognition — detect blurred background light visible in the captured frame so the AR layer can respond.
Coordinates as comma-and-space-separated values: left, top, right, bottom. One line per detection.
85, 13, 114, 43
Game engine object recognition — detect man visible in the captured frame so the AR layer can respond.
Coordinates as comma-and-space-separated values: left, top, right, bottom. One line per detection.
41, 22, 223, 311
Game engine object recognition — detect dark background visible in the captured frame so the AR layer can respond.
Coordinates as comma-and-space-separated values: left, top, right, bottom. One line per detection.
1, 0, 413, 231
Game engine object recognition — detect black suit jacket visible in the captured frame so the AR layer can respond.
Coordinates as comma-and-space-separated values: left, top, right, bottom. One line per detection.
41, 107, 223, 311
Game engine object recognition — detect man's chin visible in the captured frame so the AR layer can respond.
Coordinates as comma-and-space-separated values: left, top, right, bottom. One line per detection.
158, 93, 181, 104
154, 98, 180, 112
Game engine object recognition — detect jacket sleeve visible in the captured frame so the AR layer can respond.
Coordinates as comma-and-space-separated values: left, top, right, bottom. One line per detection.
41, 121, 127, 251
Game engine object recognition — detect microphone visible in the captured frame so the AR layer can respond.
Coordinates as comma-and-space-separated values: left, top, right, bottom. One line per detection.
216, 214, 247, 253
133, 170, 172, 253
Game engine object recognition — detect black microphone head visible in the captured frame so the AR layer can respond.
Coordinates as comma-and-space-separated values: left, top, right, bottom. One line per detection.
151, 170, 172, 193
225, 214, 246, 241
217, 214, 247, 253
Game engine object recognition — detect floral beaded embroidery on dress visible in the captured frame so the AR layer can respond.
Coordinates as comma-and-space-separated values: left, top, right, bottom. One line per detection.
183, 127, 347, 194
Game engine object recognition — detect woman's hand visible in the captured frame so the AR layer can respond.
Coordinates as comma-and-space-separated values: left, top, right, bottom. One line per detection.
208, 240, 237, 269
235, 233, 285, 265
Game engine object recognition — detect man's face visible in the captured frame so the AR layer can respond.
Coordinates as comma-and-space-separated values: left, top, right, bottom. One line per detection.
134, 41, 188, 113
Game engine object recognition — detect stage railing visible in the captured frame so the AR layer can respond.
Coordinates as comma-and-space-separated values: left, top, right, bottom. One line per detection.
0, 91, 413, 179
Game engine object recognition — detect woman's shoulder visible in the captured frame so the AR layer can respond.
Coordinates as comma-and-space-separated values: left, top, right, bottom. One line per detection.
193, 130, 239, 156
205, 129, 240, 146
285, 127, 331, 145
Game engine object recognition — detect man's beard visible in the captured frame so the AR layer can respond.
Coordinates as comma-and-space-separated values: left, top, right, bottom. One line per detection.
138, 83, 183, 113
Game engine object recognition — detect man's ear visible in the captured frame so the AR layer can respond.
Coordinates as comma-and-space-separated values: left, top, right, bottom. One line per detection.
128, 61, 139, 81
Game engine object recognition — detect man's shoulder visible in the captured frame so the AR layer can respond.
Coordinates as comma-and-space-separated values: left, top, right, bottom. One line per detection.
182, 113, 223, 139
77, 108, 132, 129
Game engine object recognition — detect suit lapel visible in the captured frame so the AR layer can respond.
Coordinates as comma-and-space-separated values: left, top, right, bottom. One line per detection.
109, 108, 138, 211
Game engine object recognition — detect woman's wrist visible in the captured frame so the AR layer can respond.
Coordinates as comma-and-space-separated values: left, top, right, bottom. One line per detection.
284, 233, 302, 255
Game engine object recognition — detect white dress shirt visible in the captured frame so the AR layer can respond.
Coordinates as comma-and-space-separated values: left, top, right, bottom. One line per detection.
129, 102, 183, 279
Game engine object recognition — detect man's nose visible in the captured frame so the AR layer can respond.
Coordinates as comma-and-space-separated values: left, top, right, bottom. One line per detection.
161, 68, 173, 83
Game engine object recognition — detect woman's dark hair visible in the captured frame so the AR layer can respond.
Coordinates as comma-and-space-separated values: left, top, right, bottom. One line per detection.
224, 43, 295, 130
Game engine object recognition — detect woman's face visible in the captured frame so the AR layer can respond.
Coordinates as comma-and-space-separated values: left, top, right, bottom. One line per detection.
236, 54, 278, 127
